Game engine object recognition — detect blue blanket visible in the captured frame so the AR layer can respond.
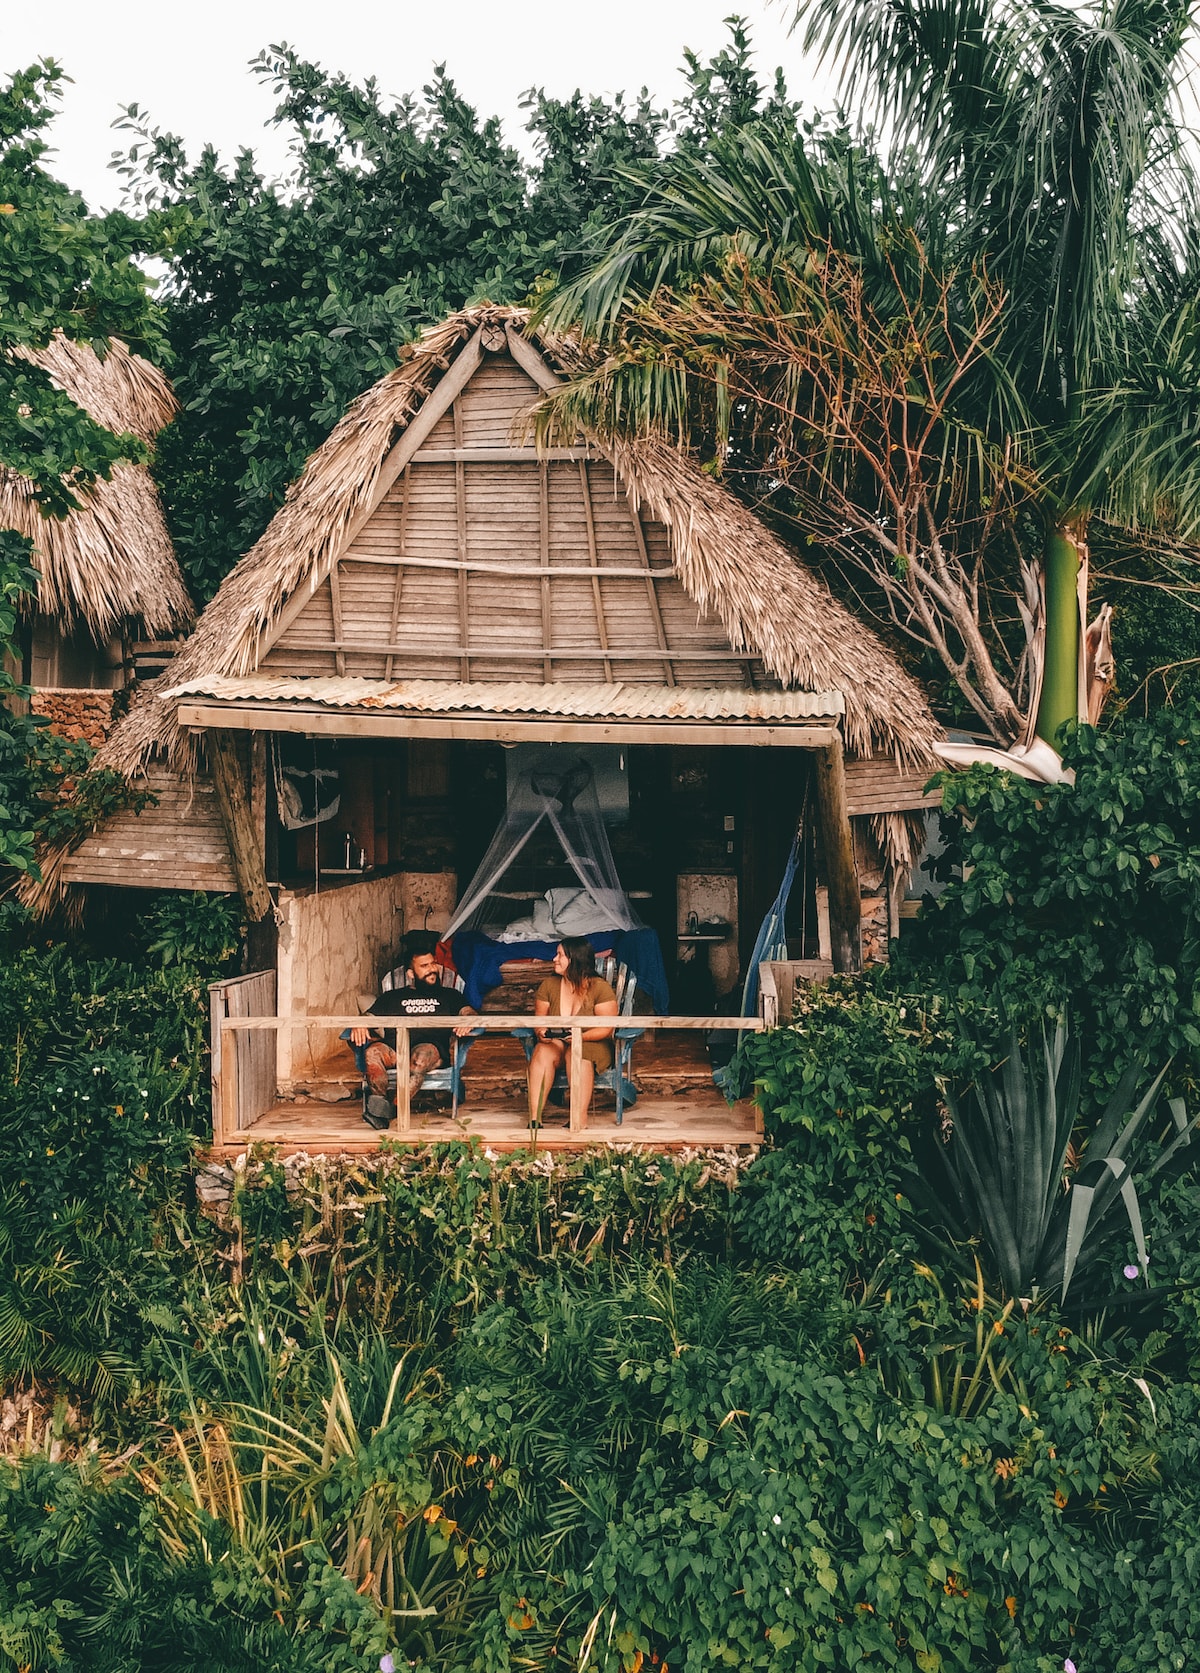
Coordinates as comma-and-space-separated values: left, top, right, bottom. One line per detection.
451, 927, 669, 1013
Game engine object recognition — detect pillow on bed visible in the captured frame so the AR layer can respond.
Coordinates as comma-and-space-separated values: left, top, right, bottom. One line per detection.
546, 886, 626, 935
492, 887, 626, 942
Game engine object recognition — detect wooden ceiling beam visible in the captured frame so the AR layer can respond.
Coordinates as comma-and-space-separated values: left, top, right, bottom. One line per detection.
453, 399, 470, 680
576, 460, 612, 681
341, 552, 676, 581
625, 486, 675, 687
411, 446, 591, 463
539, 461, 552, 680
276, 639, 769, 663
384, 466, 409, 682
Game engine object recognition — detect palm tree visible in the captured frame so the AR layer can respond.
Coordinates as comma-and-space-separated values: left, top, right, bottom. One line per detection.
784, 0, 1200, 741
543, 2, 1200, 748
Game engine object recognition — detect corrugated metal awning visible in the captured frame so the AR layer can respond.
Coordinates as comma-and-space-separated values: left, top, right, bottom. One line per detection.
165, 675, 845, 723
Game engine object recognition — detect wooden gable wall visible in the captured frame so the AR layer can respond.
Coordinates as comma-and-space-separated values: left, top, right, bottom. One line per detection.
261, 350, 767, 688
62, 771, 237, 891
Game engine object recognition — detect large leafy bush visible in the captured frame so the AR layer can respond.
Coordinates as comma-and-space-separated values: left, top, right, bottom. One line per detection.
907, 709, 1200, 1082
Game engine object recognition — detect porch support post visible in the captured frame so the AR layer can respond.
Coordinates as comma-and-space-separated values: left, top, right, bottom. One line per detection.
814, 733, 861, 974
208, 729, 274, 925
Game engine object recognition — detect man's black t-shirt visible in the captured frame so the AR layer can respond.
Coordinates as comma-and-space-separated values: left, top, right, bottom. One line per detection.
367, 984, 471, 1061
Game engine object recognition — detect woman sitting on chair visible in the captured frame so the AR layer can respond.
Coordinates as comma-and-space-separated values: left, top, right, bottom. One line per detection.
529, 937, 618, 1121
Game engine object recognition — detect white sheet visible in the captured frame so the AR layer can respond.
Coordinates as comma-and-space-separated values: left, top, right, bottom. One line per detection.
493, 886, 627, 943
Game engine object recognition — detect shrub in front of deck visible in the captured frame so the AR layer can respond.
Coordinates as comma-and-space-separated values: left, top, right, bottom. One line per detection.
730, 982, 975, 1277
0, 953, 213, 1393
464, 1297, 1183, 1673
737, 979, 972, 1145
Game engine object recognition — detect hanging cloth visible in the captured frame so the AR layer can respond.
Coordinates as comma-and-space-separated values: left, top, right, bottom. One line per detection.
711, 816, 805, 1099
445, 756, 640, 940
271, 736, 341, 830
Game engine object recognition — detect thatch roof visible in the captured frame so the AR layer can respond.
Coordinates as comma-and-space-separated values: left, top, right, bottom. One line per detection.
1, 333, 191, 638
89, 305, 938, 783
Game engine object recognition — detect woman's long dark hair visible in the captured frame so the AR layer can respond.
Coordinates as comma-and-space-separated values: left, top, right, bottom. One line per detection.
560, 936, 597, 992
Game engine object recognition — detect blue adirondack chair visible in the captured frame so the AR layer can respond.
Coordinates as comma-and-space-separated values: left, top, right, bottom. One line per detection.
343, 966, 480, 1121
513, 957, 643, 1123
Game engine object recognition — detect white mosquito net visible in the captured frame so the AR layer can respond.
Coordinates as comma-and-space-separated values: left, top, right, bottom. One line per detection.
445, 754, 641, 940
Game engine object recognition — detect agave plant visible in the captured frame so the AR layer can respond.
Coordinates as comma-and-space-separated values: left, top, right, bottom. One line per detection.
921, 1015, 1196, 1302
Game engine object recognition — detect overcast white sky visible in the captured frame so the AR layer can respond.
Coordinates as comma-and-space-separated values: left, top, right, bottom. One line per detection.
10, 0, 833, 212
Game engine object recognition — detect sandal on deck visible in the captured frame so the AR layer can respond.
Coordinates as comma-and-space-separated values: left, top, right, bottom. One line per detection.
363, 1094, 393, 1130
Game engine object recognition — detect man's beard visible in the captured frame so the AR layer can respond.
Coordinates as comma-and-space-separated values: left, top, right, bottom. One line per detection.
414, 970, 441, 988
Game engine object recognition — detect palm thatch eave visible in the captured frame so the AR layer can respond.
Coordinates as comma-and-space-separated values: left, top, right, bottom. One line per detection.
2, 333, 191, 640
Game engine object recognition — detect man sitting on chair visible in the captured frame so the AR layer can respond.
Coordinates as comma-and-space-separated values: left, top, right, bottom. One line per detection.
349, 931, 476, 1129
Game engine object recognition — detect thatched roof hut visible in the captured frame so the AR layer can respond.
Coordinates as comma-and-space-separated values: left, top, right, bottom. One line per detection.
2, 332, 191, 639
33, 306, 942, 969
86, 305, 936, 780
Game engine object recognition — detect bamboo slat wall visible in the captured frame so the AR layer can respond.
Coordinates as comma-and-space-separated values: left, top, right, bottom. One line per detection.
62, 771, 238, 891
209, 969, 278, 1143
262, 352, 766, 688
844, 757, 941, 817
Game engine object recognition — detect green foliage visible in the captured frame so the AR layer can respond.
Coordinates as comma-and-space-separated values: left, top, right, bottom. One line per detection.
0, 63, 161, 513
0, 950, 212, 1392
137, 891, 243, 970
737, 979, 967, 1148
923, 1016, 1197, 1303
907, 708, 1200, 1080
0, 531, 45, 875
0, 1452, 325, 1671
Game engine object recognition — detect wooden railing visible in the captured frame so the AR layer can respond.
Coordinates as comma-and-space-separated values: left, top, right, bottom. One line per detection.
757, 960, 833, 1027
210, 971, 277, 1139
212, 1012, 766, 1143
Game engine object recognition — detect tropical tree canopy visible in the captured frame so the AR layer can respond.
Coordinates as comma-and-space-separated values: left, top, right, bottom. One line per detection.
0, 62, 162, 513
542, 1, 1200, 744
120, 29, 795, 600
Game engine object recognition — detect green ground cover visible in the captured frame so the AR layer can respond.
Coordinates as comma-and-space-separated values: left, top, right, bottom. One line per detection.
0, 714, 1199, 1671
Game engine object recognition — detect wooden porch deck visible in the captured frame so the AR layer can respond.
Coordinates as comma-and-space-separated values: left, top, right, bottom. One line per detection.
212, 1028, 762, 1157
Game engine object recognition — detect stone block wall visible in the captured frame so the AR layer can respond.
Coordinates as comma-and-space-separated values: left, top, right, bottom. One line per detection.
30, 688, 117, 749
860, 891, 891, 966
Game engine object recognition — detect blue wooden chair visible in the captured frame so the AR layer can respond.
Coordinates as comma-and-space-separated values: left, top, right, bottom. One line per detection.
342, 966, 480, 1122
513, 957, 643, 1123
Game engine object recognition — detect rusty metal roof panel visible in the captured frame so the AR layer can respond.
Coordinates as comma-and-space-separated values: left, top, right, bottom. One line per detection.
166, 675, 845, 723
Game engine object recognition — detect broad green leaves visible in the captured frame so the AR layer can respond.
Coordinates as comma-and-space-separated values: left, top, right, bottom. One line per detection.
909, 711, 1200, 1077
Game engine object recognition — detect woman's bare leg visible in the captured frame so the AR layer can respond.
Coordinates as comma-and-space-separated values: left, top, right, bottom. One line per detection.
564, 1056, 595, 1120
528, 1040, 565, 1121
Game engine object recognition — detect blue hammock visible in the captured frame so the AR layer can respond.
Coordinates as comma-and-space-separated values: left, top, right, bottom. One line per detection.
713, 828, 802, 1098
739, 828, 803, 1017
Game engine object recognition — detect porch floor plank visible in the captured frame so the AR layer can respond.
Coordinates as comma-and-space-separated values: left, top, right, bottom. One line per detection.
213, 1085, 761, 1156
211, 1025, 761, 1156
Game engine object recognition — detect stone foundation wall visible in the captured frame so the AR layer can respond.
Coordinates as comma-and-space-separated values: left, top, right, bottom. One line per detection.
30, 687, 117, 749
860, 891, 891, 966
